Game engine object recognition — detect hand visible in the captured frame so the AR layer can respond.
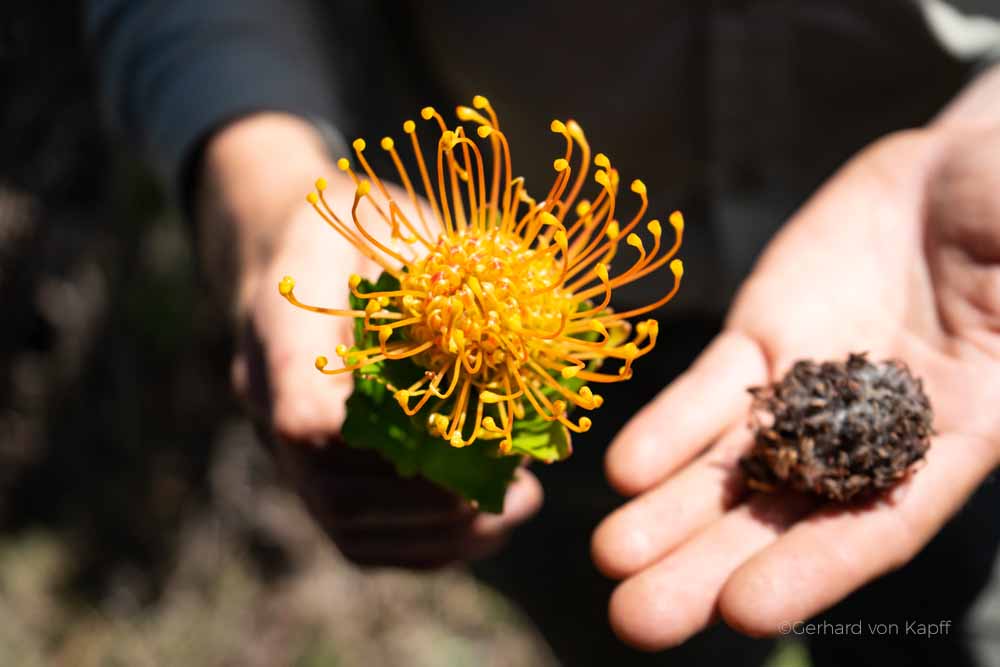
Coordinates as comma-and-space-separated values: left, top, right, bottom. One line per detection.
591, 118, 1000, 647
200, 113, 542, 568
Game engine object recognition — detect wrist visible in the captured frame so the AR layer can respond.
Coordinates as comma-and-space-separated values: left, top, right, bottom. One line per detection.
195, 112, 339, 313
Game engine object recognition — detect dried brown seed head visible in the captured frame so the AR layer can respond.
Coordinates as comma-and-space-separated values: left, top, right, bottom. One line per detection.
740, 353, 933, 502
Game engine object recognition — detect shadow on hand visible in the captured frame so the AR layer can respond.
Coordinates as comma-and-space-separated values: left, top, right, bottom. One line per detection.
237, 316, 477, 569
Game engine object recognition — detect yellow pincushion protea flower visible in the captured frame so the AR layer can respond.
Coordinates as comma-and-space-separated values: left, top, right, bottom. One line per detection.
278, 95, 683, 457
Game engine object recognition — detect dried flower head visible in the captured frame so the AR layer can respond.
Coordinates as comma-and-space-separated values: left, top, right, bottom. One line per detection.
278, 95, 683, 453
741, 353, 933, 502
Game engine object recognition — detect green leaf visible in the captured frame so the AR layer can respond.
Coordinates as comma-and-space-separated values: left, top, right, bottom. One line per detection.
509, 419, 572, 463
342, 272, 521, 511
349, 272, 402, 348
338, 271, 600, 511
342, 389, 519, 512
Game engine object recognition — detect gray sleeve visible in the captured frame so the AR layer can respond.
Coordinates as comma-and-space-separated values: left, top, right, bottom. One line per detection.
85, 0, 347, 206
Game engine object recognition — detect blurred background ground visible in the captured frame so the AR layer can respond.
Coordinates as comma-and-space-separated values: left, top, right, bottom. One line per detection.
0, 3, 807, 666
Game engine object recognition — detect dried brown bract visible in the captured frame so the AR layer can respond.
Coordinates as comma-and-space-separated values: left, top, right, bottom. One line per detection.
740, 353, 933, 502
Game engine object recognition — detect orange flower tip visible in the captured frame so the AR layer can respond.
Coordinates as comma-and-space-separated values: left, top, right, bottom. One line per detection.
306, 192, 319, 205
576, 200, 592, 216
449, 432, 466, 448
647, 319, 660, 335
670, 258, 684, 277
394, 389, 409, 403
472, 94, 489, 109
336, 157, 350, 171
476, 125, 493, 139
596, 263, 609, 282
561, 365, 580, 379
378, 327, 392, 344
579, 386, 593, 400
352, 138, 366, 152
553, 399, 567, 414
403, 119, 416, 134
554, 230, 568, 247
592, 395, 605, 408
624, 342, 639, 358
315, 177, 328, 191
278, 276, 295, 296
636, 321, 649, 336
594, 153, 610, 168
553, 158, 569, 172
669, 210, 685, 231
347, 274, 362, 289
356, 180, 372, 196
626, 233, 643, 250
590, 320, 608, 334
594, 170, 610, 186
550, 119, 567, 134
479, 390, 502, 404
441, 130, 457, 148
314, 356, 328, 370
456, 105, 477, 121
606, 220, 620, 239
566, 119, 585, 141
537, 211, 559, 227
378, 296, 390, 307
431, 413, 449, 434
630, 179, 647, 195
647, 219, 662, 237
335, 343, 348, 356
578, 417, 592, 431
365, 300, 381, 314
420, 106, 436, 120
481, 416, 499, 431
380, 136, 394, 151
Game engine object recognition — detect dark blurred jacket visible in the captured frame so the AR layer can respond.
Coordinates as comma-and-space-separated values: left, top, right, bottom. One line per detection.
85, 0, 1000, 314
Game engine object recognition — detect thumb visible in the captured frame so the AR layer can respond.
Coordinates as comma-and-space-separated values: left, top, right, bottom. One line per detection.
248, 269, 356, 447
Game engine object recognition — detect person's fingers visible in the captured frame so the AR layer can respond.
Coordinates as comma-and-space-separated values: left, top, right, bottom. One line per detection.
607, 491, 816, 651
719, 433, 996, 637
604, 331, 769, 496
276, 438, 472, 524
245, 204, 373, 444
336, 534, 473, 570
307, 474, 474, 528
593, 423, 752, 579
465, 469, 543, 541
265, 310, 354, 445
334, 470, 543, 568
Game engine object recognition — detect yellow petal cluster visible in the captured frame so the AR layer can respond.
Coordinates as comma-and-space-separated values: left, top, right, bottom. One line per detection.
280, 96, 683, 450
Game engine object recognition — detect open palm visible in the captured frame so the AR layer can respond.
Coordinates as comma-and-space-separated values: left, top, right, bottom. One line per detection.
592, 125, 1000, 649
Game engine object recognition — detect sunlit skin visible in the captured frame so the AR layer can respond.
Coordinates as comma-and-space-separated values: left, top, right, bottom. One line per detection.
278, 96, 683, 449
592, 67, 1000, 650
